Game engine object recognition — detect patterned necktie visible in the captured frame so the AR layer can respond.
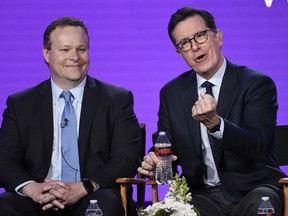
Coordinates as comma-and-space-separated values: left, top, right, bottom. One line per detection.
200, 81, 219, 185
60, 91, 80, 182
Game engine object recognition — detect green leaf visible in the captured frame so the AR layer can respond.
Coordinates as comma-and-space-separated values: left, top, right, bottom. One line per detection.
154, 208, 174, 216
193, 207, 201, 216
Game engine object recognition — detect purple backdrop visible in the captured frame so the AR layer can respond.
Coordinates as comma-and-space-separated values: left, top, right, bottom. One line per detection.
0, 0, 287, 200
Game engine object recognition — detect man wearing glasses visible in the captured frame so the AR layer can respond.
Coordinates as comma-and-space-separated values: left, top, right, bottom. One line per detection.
138, 7, 285, 216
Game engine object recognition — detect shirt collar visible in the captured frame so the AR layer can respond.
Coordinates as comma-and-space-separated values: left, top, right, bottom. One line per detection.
197, 58, 227, 89
51, 77, 87, 103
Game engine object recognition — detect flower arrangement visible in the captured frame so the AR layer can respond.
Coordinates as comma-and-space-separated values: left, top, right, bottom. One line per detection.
138, 174, 200, 216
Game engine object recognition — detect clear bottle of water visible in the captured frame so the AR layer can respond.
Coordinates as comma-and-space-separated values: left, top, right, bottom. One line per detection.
85, 200, 103, 216
257, 196, 275, 216
154, 131, 173, 185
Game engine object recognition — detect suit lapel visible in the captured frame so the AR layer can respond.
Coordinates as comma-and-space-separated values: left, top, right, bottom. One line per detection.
78, 76, 101, 170
213, 61, 240, 166
179, 72, 200, 144
217, 61, 240, 118
179, 72, 203, 177
36, 77, 101, 174
38, 80, 54, 169
177, 62, 241, 180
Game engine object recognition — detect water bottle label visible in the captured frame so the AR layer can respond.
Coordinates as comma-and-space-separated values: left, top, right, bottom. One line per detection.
155, 147, 172, 156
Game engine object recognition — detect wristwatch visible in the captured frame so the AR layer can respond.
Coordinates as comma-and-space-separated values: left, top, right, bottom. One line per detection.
208, 120, 221, 133
82, 178, 98, 194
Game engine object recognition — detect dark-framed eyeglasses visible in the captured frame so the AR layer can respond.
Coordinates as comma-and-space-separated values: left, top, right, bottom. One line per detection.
176, 29, 216, 53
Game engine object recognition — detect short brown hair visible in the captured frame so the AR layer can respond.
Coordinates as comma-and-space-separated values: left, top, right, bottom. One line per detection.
43, 16, 89, 50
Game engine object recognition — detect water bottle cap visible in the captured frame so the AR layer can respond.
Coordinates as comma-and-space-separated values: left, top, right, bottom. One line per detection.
262, 197, 269, 201
90, 200, 98, 204
159, 131, 166, 135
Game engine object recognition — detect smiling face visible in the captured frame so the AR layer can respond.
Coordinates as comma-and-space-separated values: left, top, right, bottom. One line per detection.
42, 26, 90, 90
173, 15, 224, 80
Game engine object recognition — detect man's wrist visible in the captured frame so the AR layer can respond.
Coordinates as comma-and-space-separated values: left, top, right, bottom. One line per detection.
81, 178, 99, 194
19, 181, 36, 197
16, 180, 35, 197
207, 117, 221, 133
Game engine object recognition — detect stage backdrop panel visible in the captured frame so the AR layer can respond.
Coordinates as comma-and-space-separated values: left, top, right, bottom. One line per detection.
0, 0, 287, 200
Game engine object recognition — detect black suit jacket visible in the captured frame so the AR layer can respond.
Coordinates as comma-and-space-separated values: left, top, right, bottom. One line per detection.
0, 76, 142, 192
155, 60, 285, 202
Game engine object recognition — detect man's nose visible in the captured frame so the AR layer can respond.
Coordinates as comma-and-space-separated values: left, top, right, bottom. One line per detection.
191, 40, 200, 51
69, 50, 79, 61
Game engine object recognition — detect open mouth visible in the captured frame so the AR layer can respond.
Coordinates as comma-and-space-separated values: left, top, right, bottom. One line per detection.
196, 54, 206, 61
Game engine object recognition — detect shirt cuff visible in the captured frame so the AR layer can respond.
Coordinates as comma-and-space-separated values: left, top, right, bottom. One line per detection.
208, 117, 224, 139
15, 180, 35, 196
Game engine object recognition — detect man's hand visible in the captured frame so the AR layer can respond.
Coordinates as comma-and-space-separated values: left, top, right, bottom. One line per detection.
25, 180, 91, 211
42, 181, 87, 210
60, 182, 87, 206
137, 152, 177, 178
21, 180, 68, 211
41, 179, 69, 211
192, 93, 220, 129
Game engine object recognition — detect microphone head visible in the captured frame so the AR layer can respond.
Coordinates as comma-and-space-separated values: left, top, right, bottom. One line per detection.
60, 118, 69, 128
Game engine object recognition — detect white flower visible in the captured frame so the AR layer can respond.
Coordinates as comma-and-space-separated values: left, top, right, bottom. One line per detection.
138, 175, 199, 216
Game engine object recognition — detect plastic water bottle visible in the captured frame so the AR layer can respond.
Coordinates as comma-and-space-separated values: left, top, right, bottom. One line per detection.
257, 196, 275, 216
154, 131, 173, 184
85, 200, 103, 216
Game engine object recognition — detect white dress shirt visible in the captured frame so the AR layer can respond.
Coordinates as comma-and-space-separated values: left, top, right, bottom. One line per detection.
196, 58, 226, 186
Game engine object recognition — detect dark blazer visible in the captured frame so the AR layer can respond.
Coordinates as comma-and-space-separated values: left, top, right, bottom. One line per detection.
0, 75, 142, 192
155, 60, 285, 202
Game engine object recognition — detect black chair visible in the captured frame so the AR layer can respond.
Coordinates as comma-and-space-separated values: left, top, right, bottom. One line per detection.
276, 125, 288, 216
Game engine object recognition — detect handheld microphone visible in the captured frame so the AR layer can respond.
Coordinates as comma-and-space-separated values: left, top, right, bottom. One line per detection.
60, 118, 69, 128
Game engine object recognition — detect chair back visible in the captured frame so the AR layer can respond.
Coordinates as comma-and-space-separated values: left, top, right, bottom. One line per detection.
138, 123, 146, 178
140, 123, 146, 159
275, 125, 288, 166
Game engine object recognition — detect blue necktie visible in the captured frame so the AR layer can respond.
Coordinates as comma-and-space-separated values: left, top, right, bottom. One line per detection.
60, 91, 80, 182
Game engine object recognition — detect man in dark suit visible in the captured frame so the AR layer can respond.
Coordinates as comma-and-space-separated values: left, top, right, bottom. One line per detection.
138, 7, 285, 216
0, 17, 141, 216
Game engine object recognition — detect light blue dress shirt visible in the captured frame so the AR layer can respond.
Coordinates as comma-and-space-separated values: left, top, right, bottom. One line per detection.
15, 77, 86, 195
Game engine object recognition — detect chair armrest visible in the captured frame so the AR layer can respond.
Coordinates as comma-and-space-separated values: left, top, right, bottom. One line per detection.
146, 179, 157, 185
279, 177, 288, 184
116, 177, 146, 184
146, 179, 158, 204
116, 177, 146, 215
279, 178, 288, 216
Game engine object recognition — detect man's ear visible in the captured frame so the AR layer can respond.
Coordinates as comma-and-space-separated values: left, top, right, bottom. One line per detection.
42, 47, 49, 64
215, 30, 223, 48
